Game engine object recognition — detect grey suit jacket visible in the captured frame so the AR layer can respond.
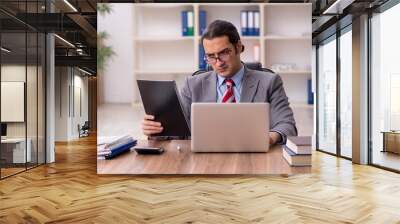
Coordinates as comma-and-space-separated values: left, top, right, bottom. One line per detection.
180, 66, 297, 142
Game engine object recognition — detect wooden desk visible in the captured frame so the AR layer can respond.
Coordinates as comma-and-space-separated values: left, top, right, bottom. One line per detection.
1, 138, 32, 165
97, 140, 311, 175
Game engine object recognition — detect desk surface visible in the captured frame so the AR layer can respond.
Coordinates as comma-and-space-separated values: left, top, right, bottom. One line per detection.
97, 140, 311, 175
1, 138, 27, 143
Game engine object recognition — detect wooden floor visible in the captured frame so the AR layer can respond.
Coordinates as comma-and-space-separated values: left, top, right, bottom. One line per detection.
1, 135, 400, 223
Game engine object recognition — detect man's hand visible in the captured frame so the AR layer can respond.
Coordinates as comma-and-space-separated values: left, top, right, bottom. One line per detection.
269, 131, 282, 145
141, 114, 163, 136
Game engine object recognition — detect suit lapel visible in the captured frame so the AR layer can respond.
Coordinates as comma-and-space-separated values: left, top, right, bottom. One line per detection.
240, 67, 259, 102
201, 71, 217, 102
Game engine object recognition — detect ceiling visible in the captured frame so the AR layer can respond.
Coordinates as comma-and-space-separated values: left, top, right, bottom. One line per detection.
0, 0, 97, 74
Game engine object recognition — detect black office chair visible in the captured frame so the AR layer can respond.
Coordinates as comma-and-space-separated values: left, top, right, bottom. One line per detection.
192, 62, 275, 76
78, 121, 90, 138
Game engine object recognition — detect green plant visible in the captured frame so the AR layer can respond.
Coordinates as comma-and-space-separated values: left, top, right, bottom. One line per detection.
97, 3, 115, 72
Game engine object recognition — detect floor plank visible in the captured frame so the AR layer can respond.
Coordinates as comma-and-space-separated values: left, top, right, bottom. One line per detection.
0, 134, 400, 223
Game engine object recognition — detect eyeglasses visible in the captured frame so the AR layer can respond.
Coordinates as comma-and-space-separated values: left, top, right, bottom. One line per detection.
204, 47, 233, 64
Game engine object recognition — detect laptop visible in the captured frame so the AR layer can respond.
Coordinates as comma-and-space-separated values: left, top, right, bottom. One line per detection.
191, 103, 270, 152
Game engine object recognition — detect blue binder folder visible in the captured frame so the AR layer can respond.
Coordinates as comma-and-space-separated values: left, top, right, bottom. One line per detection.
199, 44, 206, 70
254, 11, 260, 36
181, 11, 188, 36
199, 10, 207, 35
307, 79, 314, 104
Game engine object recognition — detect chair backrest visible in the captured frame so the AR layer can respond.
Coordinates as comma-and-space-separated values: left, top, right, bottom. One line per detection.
192, 62, 275, 76
82, 121, 90, 129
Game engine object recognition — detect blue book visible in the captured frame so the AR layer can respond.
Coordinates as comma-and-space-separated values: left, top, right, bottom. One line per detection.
254, 11, 260, 36
105, 140, 137, 159
199, 10, 207, 35
247, 11, 255, 36
307, 79, 314, 104
199, 44, 206, 70
181, 11, 188, 36
241, 11, 248, 36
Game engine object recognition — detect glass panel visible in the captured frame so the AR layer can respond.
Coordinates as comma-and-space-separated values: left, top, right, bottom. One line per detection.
371, 3, 400, 171
1, 30, 27, 177
26, 0, 39, 170
317, 36, 337, 154
27, 30, 38, 169
38, 32, 45, 165
339, 28, 352, 158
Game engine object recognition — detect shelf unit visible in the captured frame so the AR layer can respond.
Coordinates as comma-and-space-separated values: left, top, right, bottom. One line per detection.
132, 3, 312, 105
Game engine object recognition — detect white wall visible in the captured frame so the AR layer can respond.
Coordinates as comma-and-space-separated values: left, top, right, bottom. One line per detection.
98, 3, 135, 104
55, 67, 89, 141
55, 67, 70, 141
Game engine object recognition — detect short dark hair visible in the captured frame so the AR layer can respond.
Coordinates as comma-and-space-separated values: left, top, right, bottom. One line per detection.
201, 20, 244, 53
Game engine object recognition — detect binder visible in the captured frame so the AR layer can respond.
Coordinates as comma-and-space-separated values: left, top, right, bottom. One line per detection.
254, 11, 260, 36
241, 11, 248, 36
137, 80, 191, 137
199, 44, 206, 70
307, 79, 314, 104
187, 11, 194, 36
248, 11, 254, 36
199, 10, 207, 35
181, 11, 188, 36
104, 140, 137, 159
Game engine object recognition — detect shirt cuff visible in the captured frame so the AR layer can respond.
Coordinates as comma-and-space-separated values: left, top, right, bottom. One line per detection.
272, 130, 286, 145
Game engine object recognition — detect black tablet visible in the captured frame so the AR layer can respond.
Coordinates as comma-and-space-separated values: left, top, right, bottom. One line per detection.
137, 80, 191, 137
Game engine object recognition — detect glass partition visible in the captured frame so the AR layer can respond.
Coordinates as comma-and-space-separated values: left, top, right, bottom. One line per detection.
370, 3, 400, 171
0, 1, 46, 179
317, 35, 337, 154
339, 27, 352, 158
1, 31, 28, 177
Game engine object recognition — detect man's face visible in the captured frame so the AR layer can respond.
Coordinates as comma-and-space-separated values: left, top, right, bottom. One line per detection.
203, 36, 242, 77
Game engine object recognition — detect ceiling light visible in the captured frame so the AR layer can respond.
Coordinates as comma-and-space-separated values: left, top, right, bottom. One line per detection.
323, 0, 355, 15
54, 34, 75, 48
63, 0, 78, 12
78, 67, 93, 76
1, 47, 11, 53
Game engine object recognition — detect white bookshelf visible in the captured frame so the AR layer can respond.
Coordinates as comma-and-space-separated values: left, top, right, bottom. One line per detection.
132, 3, 312, 106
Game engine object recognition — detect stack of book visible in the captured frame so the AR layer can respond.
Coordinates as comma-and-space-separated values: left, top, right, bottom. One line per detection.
283, 136, 312, 166
97, 135, 137, 160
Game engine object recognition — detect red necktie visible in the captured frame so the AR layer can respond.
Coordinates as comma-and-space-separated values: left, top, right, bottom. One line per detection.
222, 79, 236, 103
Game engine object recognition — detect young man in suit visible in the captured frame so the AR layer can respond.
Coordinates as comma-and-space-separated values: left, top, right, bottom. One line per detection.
142, 20, 297, 145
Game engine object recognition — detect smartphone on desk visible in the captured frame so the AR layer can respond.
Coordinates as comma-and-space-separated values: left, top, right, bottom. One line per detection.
134, 146, 164, 155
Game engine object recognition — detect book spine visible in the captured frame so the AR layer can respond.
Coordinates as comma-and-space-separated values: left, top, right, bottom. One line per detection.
199, 44, 206, 70
241, 11, 248, 36
254, 11, 260, 36
187, 11, 194, 36
181, 11, 188, 36
199, 10, 207, 36
104, 135, 132, 149
105, 141, 137, 159
307, 79, 314, 104
106, 138, 136, 151
248, 11, 254, 36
